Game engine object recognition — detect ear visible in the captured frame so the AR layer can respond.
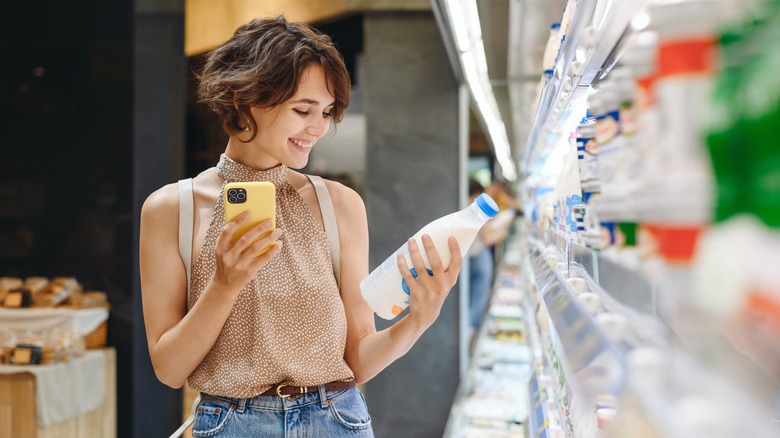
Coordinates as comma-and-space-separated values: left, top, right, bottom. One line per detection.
233, 93, 252, 132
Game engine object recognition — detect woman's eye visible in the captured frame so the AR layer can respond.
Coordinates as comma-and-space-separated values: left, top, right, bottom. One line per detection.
294, 109, 309, 116
322, 112, 332, 118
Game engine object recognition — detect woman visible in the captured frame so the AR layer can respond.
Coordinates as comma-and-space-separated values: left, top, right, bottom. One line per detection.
467, 178, 513, 333
139, 16, 462, 437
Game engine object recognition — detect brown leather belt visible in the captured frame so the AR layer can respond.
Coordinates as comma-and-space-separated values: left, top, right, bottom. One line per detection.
260, 381, 356, 398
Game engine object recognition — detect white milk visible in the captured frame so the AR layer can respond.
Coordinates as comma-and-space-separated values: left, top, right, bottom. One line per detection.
360, 194, 499, 319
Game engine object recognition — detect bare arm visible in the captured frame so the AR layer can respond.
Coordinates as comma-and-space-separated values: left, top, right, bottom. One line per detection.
332, 183, 462, 383
139, 185, 282, 388
479, 221, 509, 247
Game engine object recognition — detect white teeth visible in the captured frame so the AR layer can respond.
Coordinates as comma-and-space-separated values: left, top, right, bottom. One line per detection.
291, 139, 312, 148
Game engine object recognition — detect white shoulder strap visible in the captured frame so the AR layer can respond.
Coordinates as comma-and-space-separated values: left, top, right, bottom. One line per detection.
306, 175, 341, 286
177, 178, 194, 295
169, 393, 200, 438
174, 178, 199, 438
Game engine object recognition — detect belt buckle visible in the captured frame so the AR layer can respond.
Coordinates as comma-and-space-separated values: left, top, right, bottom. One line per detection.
276, 384, 307, 399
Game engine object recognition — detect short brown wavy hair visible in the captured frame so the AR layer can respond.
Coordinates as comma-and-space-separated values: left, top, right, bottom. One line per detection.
197, 15, 351, 140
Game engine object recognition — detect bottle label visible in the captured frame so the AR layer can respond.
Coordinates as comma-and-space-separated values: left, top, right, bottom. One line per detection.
620, 102, 637, 136
658, 38, 715, 77
577, 136, 598, 184
595, 114, 619, 145
401, 268, 433, 295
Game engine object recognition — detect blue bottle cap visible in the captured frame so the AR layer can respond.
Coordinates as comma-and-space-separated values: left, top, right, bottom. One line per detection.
476, 194, 499, 218
551, 23, 561, 29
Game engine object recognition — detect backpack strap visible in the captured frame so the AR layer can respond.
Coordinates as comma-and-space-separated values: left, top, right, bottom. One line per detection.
174, 178, 199, 438
306, 175, 341, 287
177, 178, 194, 295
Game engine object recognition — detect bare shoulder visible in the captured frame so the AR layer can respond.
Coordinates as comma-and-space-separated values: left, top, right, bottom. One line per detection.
142, 183, 179, 221
322, 179, 365, 214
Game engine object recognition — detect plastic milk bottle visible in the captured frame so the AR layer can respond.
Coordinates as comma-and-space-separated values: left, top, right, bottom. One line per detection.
360, 194, 499, 319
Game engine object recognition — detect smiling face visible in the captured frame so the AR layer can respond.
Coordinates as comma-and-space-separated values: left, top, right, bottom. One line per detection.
241, 63, 335, 170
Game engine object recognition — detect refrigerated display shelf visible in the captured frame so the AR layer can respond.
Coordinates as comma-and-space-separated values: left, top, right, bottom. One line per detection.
522, 0, 647, 174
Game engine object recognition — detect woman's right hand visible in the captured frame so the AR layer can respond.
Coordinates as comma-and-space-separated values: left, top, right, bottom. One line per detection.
213, 212, 283, 294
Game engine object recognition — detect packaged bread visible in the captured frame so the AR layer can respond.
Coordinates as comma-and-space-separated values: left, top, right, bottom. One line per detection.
0, 277, 23, 303
3, 288, 32, 308
23, 277, 50, 298
40, 346, 56, 365
66, 291, 108, 308
0, 277, 23, 292
34, 277, 80, 307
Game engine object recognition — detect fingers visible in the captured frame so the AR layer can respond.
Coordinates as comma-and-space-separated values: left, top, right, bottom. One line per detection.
216, 211, 252, 254
445, 236, 462, 280
421, 235, 443, 274
248, 238, 283, 269
397, 253, 416, 294
234, 219, 275, 253
215, 212, 282, 280
243, 228, 282, 258
407, 238, 434, 289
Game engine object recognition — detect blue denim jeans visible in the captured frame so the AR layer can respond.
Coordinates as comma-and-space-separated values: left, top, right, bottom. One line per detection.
469, 246, 494, 329
191, 386, 374, 437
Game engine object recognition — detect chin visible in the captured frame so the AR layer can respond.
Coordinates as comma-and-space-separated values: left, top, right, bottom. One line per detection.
286, 158, 309, 170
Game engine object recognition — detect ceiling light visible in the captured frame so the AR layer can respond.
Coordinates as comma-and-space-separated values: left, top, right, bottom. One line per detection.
439, 0, 517, 181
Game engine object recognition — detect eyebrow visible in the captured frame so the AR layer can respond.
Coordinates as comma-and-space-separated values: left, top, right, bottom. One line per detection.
291, 98, 335, 107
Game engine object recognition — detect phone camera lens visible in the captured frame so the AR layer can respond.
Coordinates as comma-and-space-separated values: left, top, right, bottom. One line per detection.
227, 189, 237, 196
228, 197, 237, 203
237, 192, 246, 200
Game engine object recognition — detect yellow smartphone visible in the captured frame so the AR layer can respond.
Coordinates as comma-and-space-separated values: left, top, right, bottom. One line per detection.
223, 181, 276, 253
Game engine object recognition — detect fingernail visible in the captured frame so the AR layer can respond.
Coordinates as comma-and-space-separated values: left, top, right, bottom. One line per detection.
408, 238, 416, 247
241, 211, 252, 219
449, 236, 456, 244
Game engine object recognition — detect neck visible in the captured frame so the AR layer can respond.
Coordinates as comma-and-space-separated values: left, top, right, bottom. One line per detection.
225, 136, 280, 171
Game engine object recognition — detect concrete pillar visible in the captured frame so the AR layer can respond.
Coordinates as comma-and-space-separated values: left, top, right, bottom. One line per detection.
132, 0, 186, 436
363, 12, 467, 437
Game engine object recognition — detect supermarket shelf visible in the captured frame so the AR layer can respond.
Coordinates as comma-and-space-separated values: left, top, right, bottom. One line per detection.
522, 0, 646, 174
567, 263, 667, 351
569, 243, 656, 317
527, 236, 780, 437
528, 247, 627, 401
619, 349, 780, 438
450, 233, 780, 437
443, 259, 533, 437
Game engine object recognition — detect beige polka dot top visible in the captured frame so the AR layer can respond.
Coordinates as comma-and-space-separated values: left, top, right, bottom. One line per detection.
187, 154, 354, 398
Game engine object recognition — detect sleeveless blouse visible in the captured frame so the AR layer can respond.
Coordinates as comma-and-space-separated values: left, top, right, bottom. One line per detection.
187, 154, 354, 398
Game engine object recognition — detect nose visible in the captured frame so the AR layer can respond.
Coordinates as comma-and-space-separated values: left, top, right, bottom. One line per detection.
306, 115, 329, 137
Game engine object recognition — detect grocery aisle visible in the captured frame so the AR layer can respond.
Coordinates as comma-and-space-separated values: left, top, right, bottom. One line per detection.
446, 0, 780, 436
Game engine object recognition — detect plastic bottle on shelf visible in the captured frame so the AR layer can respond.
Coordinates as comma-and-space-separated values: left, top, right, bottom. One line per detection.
594, 87, 623, 201
583, 94, 602, 194
637, 3, 722, 317
692, 0, 780, 327
619, 30, 660, 218
610, 67, 638, 202
360, 194, 499, 320
532, 69, 555, 120
644, 0, 720, 225
543, 23, 562, 71
558, 0, 578, 53
742, 13, 780, 228
704, 30, 747, 223
576, 116, 595, 179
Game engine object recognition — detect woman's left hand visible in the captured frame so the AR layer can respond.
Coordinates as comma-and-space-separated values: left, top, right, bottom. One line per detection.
398, 234, 462, 330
